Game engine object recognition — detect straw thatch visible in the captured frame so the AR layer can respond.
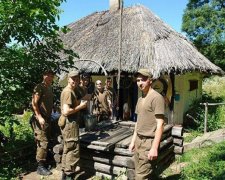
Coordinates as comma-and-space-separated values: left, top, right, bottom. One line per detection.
60, 5, 223, 78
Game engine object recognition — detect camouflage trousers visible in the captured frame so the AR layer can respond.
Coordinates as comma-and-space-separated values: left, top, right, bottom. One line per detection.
134, 135, 156, 180
32, 117, 51, 162
61, 119, 80, 175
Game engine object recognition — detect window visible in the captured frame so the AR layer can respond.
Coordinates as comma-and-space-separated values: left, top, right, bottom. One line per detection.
189, 80, 198, 91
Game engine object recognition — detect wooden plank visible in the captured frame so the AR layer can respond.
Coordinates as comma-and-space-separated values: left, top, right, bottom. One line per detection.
87, 144, 109, 151
118, 121, 135, 128
102, 129, 133, 145
115, 135, 132, 148
114, 147, 133, 156
91, 141, 110, 147
80, 126, 126, 145
80, 152, 134, 168
98, 127, 130, 142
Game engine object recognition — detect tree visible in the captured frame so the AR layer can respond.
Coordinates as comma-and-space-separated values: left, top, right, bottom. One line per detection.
0, 0, 77, 132
182, 0, 225, 69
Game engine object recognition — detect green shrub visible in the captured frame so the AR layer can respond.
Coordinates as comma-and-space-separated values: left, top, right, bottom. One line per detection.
0, 111, 34, 179
184, 93, 224, 132
203, 76, 225, 99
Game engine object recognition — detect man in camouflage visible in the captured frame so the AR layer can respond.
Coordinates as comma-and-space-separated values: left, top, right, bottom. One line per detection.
129, 69, 165, 179
31, 69, 55, 176
60, 71, 87, 180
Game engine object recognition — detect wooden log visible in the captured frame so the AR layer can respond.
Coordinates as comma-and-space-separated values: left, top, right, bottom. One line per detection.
87, 144, 109, 151
163, 124, 173, 133
54, 153, 62, 163
80, 159, 135, 180
118, 121, 135, 128
173, 137, 184, 147
53, 144, 63, 154
174, 145, 184, 154
88, 128, 133, 150
80, 159, 125, 175
159, 136, 173, 151
172, 126, 183, 137
115, 135, 132, 148
99, 127, 132, 142
113, 147, 133, 156
161, 128, 172, 140
91, 141, 109, 147
157, 145, 174, 163
80, 151, 134, 168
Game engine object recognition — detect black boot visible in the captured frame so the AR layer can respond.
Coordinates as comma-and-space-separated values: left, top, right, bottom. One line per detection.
37, 162, 52, 176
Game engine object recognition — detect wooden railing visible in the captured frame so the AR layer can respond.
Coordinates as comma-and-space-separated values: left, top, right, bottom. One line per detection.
200, 102, 225, 133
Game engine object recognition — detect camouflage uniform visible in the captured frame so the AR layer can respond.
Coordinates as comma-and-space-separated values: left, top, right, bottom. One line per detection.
32, 83, 53, 162
134, 90, 164, 179
60, 86, 80, 175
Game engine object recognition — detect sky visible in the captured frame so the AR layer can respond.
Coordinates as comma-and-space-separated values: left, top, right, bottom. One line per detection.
58, 0, 189, 33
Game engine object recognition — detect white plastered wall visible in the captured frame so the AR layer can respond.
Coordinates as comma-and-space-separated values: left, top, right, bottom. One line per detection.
173, 72, 203, 124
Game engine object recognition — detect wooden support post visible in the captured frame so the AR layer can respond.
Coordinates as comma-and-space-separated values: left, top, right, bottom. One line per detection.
204, 102, 208, 134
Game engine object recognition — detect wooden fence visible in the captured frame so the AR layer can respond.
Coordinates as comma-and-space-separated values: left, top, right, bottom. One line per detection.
200, 102, 225, 133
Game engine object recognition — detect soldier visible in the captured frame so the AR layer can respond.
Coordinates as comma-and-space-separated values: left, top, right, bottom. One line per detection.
104, 77, 118, 119
129, 69, 165, 179
59, 71, 87, 180
31, 69, 55, 176
92, 80, 112, 121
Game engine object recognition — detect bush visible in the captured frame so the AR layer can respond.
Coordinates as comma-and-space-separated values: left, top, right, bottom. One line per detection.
184, 93, 224, 132
0, 111, 34, 179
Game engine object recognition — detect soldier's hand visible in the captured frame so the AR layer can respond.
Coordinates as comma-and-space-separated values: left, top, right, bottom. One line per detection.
80, 100, 87, 109
38, 116, 45, 129
147, 148, 158, 161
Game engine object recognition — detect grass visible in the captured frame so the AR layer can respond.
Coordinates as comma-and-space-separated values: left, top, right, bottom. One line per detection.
180, 141, 225, 179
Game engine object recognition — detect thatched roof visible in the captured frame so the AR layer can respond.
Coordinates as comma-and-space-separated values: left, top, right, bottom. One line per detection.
60, 5, 223, 78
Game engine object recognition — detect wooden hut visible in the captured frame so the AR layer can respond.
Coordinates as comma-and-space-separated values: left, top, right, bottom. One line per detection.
59, 0, 223, 124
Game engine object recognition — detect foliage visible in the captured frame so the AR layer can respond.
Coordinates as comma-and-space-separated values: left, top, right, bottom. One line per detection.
182, 0, 225, 70
203, 76, 225, 99
0, 0, 78, 134
180, 141, 225, 179
184, 92, 224, 132
0, 111, 35, 179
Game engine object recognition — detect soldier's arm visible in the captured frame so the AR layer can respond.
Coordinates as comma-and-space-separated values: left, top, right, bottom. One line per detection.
32, 93, 45, 128
62, 101, 87, 116
129, 123, 137, 152
148, 117, 164, 160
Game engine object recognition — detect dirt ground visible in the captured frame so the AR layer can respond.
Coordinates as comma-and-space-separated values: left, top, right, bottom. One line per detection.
21, 166, 94, 180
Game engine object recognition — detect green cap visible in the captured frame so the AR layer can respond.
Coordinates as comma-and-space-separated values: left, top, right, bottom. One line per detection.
68, 71, 79, 77
136, 69, 153, 78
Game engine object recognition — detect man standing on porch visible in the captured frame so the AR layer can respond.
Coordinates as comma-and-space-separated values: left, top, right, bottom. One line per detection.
129, 69, 165, 179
